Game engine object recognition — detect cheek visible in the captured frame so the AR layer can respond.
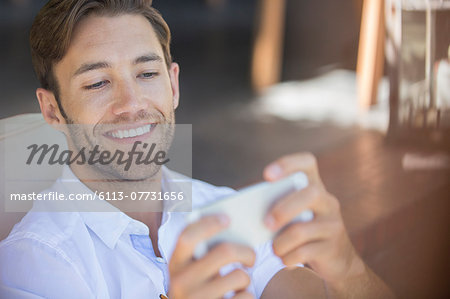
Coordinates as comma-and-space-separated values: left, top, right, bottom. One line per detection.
141, 80, 174, 110
64, 91, 109, 124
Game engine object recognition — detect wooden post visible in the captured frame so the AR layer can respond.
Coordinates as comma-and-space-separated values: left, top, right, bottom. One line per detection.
356, 0, 385, 110
251, 0, 287, 93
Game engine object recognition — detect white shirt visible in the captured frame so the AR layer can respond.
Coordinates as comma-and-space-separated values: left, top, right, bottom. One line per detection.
0, 167, 286, 298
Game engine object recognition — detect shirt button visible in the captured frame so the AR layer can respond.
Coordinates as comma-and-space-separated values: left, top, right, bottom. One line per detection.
155, 257, 166, 264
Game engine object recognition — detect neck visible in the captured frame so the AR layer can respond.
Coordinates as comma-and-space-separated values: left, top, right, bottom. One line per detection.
70, 164, 165, 256
126, 210, 163, 257
70, 164, 165, 212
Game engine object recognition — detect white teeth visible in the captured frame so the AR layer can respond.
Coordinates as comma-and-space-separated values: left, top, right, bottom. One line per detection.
109, 124, 153, 139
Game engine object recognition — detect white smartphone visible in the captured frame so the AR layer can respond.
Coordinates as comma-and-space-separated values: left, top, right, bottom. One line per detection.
187, 172, 313, 257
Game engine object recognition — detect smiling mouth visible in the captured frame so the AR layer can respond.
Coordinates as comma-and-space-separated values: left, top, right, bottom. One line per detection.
105, 124, 156, 139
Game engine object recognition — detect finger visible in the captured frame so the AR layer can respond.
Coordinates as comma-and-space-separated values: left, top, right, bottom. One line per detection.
265, 185, 329, 230
280, 241, 326, 267
191, 269, 251, 299
263, 152, 322, 185
169, 214, 229, 274
272, 221, 334, 257
181, 243, 256, 287
232, 291, 255, 299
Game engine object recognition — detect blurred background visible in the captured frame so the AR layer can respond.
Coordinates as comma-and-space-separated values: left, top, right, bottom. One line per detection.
0, 0, 370, 186
0, 0, 449, 298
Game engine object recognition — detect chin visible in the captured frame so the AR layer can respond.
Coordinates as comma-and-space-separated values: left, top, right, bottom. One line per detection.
101, 164, 162, 182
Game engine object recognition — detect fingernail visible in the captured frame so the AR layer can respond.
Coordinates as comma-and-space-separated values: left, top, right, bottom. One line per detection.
264, 214, 276, 230
267, 164, 283, 180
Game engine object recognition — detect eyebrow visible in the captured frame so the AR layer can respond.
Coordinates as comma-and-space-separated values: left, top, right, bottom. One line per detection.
133, 53, 163, 65
72, 53, 163, 78
73, 62, 110, 78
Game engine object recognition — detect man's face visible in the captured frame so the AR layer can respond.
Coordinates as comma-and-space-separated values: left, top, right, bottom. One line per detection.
42, 14, 180, 180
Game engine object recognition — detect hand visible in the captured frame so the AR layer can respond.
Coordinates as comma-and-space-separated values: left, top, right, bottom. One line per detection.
263, 153, 366, 292
168, 215, 256, 299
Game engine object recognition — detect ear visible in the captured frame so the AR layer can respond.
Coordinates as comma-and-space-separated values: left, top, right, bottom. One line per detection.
36, 88, 67, 126
168, 62, 180, 109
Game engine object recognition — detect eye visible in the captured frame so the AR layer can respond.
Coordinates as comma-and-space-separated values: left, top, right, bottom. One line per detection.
138, 72, 158, 79
85, 80, 108, 90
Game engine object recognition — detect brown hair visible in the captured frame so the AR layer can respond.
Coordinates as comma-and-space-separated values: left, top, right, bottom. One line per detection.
30, 0, 172, 105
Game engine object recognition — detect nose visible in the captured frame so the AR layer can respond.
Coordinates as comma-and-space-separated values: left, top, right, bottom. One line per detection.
111, 79, 148, 117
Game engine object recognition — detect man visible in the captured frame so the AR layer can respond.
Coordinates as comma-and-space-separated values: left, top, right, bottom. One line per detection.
0, 0, 394, 298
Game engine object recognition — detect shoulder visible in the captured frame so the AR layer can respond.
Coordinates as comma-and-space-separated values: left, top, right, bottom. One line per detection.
1, 210, 81, 249
0, 210, 89, 276
0, 212, 95, 298
0, 237, 94, 298
0, 215, 76, 270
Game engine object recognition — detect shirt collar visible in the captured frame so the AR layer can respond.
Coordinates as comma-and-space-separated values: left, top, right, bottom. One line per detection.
58, 166, 191, 250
